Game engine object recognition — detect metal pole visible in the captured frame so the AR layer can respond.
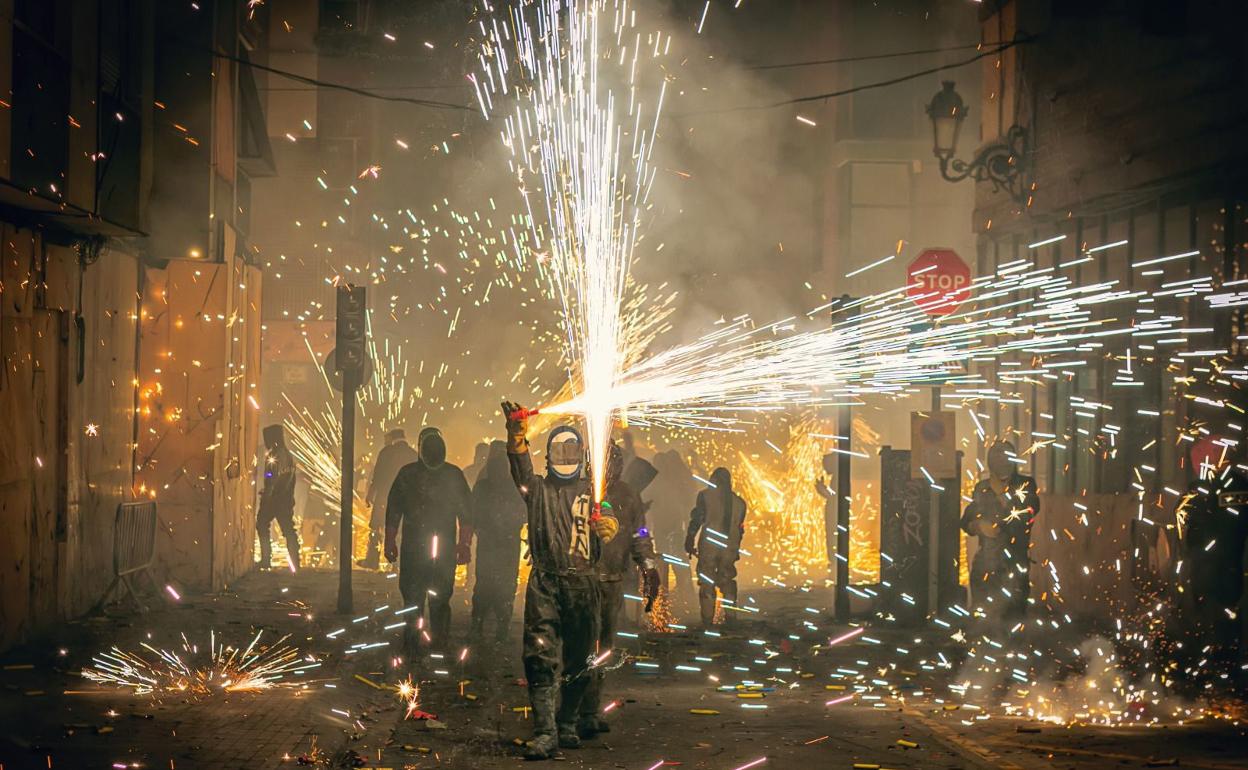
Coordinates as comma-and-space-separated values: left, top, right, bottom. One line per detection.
337, 368, 356, 615
834, 400, 852, 621
927, 385, 942, 616
834, 294, 855, 622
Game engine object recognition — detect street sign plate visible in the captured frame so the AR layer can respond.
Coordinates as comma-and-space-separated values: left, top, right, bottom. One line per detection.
908, 248, 970, 315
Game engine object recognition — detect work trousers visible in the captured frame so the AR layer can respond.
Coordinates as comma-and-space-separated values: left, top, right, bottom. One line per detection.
696, 554, 738, 626
523, 569, 600, 735
581, 578, 626, 718
471, 539, 520, 639
257, 500, 300, 569
399, 553, 455, 650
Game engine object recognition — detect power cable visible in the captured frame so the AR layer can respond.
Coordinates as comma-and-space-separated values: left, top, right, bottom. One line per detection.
209, 49, 474, 112
683, 35, 1035, 116
748, 40, 1005, 71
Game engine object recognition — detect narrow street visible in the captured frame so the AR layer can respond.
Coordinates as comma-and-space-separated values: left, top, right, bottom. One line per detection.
2, 569, 1244, 770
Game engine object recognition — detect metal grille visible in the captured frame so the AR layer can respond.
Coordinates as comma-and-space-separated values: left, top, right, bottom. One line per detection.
114, 501, 157, 576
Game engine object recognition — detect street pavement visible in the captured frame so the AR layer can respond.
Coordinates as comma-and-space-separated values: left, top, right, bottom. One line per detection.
1, 568, 1245, 770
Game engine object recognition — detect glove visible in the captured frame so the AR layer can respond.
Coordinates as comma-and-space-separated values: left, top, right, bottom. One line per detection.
384, 527, 399, 564
591, 513, 619, 543
456, 542, 472, 565
501, 401, 529, 453
642, 566, 661, 612
684, 533, 697, 557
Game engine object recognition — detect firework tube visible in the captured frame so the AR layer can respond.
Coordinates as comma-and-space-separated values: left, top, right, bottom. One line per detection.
508, 407, 540, 421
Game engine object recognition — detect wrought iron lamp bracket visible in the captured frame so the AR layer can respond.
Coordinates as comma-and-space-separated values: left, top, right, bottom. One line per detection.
938, 124, 1028, 203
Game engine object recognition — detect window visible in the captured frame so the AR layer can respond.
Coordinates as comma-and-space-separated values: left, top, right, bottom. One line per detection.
97, 0, 145, 227
11, 0, 70, 197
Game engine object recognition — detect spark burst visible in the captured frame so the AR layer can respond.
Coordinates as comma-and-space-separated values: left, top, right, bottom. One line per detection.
82, 631, 315, 696
476, 0, 674, 500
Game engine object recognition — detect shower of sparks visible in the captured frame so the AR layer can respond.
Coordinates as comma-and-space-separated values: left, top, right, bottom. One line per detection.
475, 0, 675, 501
282, 320, 425, 557
81, 631, 314, 696
538, 252, 1175, 445
473, 2, 1217, 527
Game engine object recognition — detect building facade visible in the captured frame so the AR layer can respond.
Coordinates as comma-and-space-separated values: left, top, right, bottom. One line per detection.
0, 0, 272, 650
967, 0, 1248, 615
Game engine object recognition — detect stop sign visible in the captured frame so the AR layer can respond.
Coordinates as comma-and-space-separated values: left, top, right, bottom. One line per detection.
908, 248, 971, 315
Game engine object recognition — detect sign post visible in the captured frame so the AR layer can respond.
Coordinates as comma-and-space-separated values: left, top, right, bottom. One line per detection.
833, 295, 857, 622
907, 249, 970, 616
335, 284, 368, 615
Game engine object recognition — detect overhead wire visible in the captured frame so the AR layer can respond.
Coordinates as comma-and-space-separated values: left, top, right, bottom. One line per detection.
683, 36, 1036, 116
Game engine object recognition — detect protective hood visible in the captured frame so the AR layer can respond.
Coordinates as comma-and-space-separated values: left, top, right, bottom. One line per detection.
263, 424, 285, 450
546, 425, 584, 482
419, 427, 447, 469
482, 440, 509, 482
606, 441, 624, 483
987, 441, 1016, 481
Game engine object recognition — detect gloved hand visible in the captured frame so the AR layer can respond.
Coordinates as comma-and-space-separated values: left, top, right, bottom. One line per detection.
456, 542, 472, 565
501, 400, 529, 452
384, 527, 399, 564
591, 513, 619, 543
642, 566, 661, 612
684, 533, 697, 558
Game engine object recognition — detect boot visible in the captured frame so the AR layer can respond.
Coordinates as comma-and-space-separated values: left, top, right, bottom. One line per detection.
556, 697, 583, 749
699, 591, 717, 628
525, 686, 559, 760
557, 726, 581, 749
576, 714, 609, 739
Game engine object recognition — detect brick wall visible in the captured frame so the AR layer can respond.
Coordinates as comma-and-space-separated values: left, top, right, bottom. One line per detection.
975, 1, 1248, 231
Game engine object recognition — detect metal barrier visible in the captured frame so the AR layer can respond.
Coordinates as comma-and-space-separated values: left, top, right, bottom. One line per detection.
96, 501, 161, 611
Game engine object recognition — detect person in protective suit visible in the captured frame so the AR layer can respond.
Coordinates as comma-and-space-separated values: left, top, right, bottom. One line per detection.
258, 424, 300, 570
360, 428, 418, 569
464, 441, 491, 487
1172, 443, 1248, 683
500, 401, 619, 760
467, 440, 527, 642
385, 427, 473, 653
578, 441, 660, 739
648, 450, 699, 602
960, 440, 1038, 623
685, 467, 747, 627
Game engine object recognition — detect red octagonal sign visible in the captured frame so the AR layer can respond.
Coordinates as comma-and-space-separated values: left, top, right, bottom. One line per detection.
908, 248, 971, 316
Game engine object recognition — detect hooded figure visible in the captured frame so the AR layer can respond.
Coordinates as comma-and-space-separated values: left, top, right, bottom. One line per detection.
685, 467, 747, 627
360, 428, 418, 569
960, 440, 1038, 622
467, 440, 527, 641
578, 441, 660, 739
501, 401, 618, 760
258, 424, 300, 570
463, 441, 491, 487
646, 450, 700, 600
385, 426, 473, 652
1172, 442, 1248, 681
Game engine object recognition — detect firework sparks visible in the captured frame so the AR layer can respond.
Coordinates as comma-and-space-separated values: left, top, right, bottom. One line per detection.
81, 631, 315, 696
476, 0, 675, 502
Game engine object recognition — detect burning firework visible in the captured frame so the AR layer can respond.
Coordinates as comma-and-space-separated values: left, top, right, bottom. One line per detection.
475, 0, 677, 503
81, 631, 316, 696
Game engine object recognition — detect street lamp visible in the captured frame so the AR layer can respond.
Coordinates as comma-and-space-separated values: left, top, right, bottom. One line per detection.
925, 80, 1028, 203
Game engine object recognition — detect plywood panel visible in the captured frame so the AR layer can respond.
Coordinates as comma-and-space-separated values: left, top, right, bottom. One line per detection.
63, 248, 140, 618
29, 311, 62, 627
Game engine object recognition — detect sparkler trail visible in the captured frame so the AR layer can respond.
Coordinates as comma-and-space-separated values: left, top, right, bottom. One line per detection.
544, 255, 1175, 434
